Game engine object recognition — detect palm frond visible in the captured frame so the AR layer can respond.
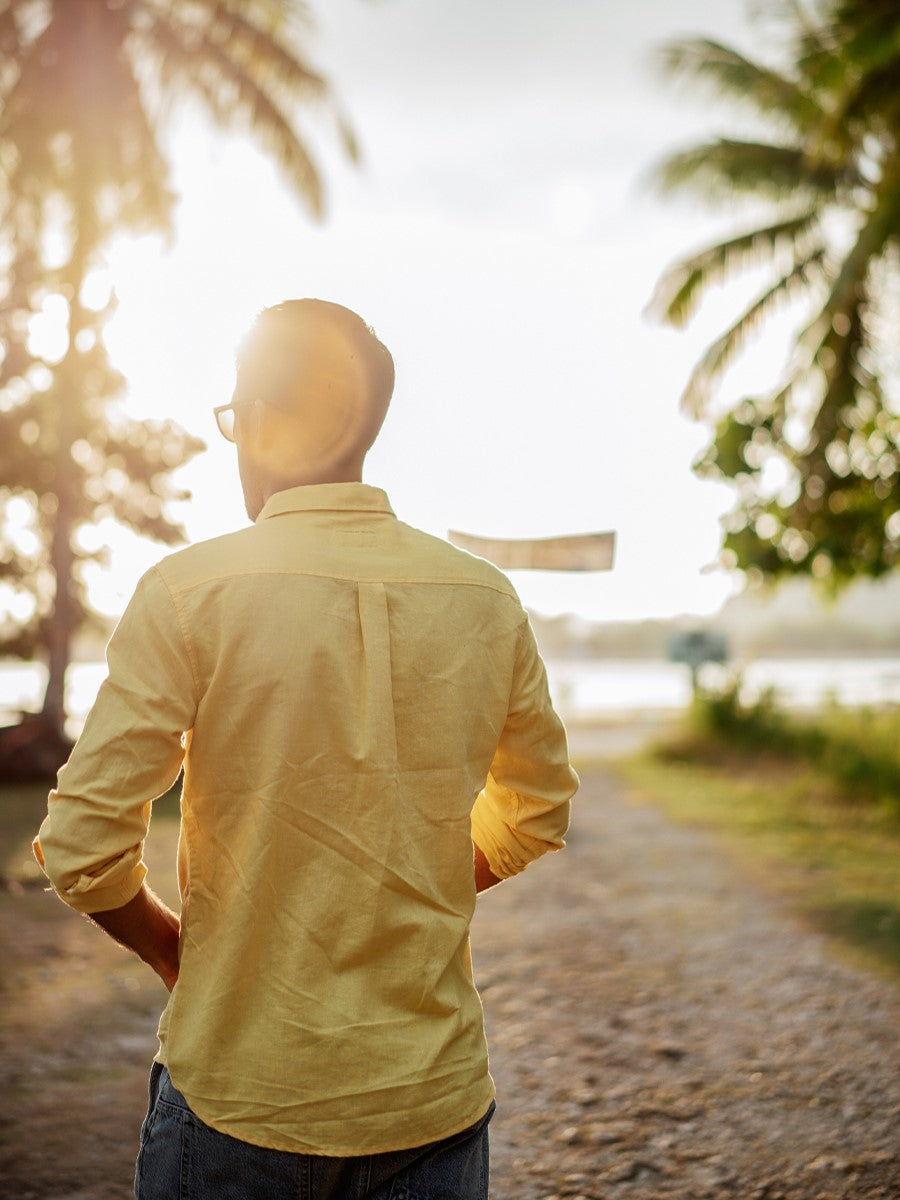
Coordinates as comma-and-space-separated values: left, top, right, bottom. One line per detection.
139, 12, 328, 214
654, 37, 824, 131
188, 0, 317, 36
161, 1, 359, 164
679, 246, 828, 418
110, 75, 176, 235
209, 3, 324, 93
646, 211, 822, 328
650, 138, 851, 207
331, 106, 361, 165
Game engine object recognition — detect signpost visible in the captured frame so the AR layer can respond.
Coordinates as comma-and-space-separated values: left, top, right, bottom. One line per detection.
668, 629, 729, 696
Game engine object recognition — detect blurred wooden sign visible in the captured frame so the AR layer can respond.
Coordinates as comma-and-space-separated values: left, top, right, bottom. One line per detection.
448, 530, 616, 571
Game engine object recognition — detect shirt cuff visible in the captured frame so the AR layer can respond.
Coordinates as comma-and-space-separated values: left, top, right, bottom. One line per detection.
32, 836, 147, 914
470, 797, 566, 880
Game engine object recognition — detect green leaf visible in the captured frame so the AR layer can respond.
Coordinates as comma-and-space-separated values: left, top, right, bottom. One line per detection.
650, 138, 848, 206
654, 37, 824, 131
679, 245, 827, 417
646, 211, 822, 329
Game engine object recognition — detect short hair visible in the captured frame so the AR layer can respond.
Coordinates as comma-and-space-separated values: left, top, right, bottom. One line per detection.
239, 298, 395, 444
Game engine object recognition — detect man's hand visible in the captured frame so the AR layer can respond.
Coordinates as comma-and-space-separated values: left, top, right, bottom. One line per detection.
474, 842, 502, 894
89, 884, 181, 991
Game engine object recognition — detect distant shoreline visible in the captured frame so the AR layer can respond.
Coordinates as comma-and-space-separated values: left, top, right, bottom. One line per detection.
3, 657, 899, 733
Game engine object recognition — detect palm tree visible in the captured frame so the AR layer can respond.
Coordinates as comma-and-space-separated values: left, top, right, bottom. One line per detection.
0, 0, 354, 772
646, 0, 899, 588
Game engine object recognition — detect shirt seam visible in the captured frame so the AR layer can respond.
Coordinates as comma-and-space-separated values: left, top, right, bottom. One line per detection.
163, 568, 519, 601
152, 565, 202, 699
511, 619, 528, 831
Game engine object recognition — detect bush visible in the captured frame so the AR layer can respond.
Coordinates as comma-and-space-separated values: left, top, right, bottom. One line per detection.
687, 679, 900, 813
690, 677, 783, 745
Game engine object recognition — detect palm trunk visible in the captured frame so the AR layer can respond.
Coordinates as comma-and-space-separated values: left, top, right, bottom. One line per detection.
39, 232, 91, 737
42, 502, 75, 731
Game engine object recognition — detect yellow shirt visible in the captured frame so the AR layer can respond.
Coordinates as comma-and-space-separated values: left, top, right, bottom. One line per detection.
34, 483, 578, 1155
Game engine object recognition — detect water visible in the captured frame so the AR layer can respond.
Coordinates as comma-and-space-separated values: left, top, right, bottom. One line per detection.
0, 661, 109, 735
2, 657, 899, 734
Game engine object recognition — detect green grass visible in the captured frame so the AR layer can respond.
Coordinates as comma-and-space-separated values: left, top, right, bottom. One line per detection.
614, 739, 900, 983
1, 782, 52, 883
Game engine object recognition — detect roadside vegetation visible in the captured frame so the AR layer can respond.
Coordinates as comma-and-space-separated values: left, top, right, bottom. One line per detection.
687, 682, 900, 812
614, 684, 900, 983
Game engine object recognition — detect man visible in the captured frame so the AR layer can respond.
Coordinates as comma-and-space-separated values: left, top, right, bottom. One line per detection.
34, 299, 578, 1199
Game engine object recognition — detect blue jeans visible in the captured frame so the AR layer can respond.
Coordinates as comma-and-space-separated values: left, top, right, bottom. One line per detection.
135, 1063, 493, 1200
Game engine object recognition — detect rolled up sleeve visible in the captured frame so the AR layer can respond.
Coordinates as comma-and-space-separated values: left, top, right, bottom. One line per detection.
33, 566, 198, 913
471, 615, 578, 879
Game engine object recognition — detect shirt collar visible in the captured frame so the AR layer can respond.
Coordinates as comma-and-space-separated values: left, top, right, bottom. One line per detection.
256, 482, 395, 523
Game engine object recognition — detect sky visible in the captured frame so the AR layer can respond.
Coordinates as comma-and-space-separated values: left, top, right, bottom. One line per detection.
91, 0, 779, 622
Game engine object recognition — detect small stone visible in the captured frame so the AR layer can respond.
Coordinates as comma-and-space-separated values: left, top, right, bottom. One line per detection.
652, 1041, 687, 1061
608, 1159, 661, 1183
586, 1121, 631, 1145
556, 1126, 581, 1145
806, 1155, 848, 1172
528, 1159, 554, 1175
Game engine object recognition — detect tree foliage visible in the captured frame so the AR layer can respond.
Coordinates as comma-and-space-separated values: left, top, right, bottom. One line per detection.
647, 0, 900, 588
0, 0, 352, 736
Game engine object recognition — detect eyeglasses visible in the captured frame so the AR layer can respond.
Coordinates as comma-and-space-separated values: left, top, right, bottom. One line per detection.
213, 397, 258, 443
213, 403, 238, 442
214, 391, 298, 442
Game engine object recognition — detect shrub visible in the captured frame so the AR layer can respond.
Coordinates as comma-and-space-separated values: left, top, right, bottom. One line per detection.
688, 680, 900, 813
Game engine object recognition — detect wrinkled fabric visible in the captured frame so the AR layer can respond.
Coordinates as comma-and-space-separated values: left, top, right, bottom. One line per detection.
35, 482, 577, 1155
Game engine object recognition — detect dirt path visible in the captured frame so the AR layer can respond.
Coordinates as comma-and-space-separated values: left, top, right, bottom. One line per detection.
475, 765, 900, 1200
2, 762, 898, 1199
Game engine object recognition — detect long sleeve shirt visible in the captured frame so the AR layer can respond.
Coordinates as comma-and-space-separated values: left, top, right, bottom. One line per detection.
34, 482, 578, 1155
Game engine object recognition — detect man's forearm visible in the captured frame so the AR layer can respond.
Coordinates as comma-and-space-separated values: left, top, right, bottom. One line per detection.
89, 883, 180, 991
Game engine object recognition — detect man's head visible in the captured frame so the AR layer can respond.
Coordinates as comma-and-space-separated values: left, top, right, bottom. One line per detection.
224, 299, 395, 519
